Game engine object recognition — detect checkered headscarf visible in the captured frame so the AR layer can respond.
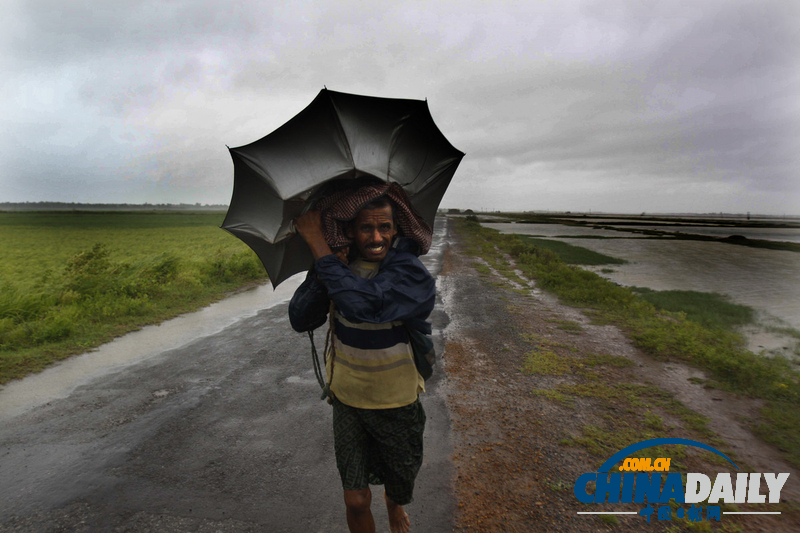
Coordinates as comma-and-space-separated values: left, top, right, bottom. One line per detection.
314, 182, 432, 255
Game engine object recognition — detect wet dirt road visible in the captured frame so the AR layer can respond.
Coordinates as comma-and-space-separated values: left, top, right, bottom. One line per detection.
0, 219, 455, 533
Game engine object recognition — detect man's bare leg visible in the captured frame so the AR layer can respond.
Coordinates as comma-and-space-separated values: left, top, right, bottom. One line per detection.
384, 492, 410, 533
344, 488, 375, 533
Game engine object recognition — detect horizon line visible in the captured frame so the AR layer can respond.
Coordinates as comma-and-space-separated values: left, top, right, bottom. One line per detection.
1, 201, 798, 218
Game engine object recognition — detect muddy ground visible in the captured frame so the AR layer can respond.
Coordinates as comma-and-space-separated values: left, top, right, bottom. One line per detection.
439, 224, 800, 532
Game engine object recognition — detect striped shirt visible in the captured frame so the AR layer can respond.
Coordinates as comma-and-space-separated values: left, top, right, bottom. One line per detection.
327, 259, 424, 409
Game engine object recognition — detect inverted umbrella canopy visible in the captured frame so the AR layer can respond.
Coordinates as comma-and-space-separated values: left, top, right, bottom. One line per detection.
221, 88, 465, 287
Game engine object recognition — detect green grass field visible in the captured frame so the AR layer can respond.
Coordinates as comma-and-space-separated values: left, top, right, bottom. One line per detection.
0, 211, 267, 384
1, 212, 242, 279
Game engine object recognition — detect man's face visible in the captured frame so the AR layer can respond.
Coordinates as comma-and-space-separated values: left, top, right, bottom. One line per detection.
348, 205, 397, 262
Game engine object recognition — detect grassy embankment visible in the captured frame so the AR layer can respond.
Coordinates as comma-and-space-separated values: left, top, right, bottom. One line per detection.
515, 234, 757, 333
0, 211, 266, 384
456, 218, 800, 472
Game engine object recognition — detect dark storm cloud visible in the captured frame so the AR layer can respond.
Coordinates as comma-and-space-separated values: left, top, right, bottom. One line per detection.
1, 0, 797, 213
440, 0, 799, 209
7, 0, 264, 64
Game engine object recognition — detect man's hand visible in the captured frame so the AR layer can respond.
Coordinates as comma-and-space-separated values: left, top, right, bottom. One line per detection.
334, 247, 349, 264
294, 211, 324, 240
294, 211, 334, 261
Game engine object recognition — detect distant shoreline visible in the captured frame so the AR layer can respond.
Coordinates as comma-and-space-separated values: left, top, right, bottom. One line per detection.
3, 203, 798, 219
0, 202, 228, 212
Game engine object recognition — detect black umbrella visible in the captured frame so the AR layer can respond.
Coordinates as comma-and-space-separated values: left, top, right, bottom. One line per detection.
221, 88, 465, 287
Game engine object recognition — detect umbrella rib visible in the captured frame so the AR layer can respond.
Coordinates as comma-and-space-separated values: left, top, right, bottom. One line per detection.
325, 91, 356, 172
387, 114, 407, 182
408, 148, 430, 186
389, 110, 431, 186
404, 100, 465, 188
231, 149, 282, 197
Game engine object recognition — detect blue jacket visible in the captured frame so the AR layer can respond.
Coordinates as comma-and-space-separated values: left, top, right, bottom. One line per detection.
288, 237, 436, 334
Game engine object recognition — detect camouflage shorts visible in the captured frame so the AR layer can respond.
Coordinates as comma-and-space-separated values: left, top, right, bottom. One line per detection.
332, 397, 426, 506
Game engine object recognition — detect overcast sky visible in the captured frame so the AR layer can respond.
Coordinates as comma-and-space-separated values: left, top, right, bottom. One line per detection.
2, 0, 798, 214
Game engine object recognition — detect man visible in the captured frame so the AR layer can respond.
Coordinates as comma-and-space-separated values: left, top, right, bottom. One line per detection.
289, 195, 436, 533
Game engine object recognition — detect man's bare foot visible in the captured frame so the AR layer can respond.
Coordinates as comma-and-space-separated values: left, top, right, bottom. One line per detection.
384, 492, 410, 533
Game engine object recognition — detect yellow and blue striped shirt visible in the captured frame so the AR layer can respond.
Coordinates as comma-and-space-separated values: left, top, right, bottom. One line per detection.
327, 259, 424, 409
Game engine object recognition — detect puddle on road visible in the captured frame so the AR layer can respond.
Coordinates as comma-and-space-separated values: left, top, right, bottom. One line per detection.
285, 375, 319, 385
0, 274, 305, 419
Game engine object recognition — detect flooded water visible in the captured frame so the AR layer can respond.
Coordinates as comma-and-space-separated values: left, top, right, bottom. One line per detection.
488, 222, 624, 238
562, 217, 725, 225
571, 238, 800, 329
0, 277, 305, 418
605, 225, 800, 243
550, 217, 800, 243
484, 222, 800, 353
